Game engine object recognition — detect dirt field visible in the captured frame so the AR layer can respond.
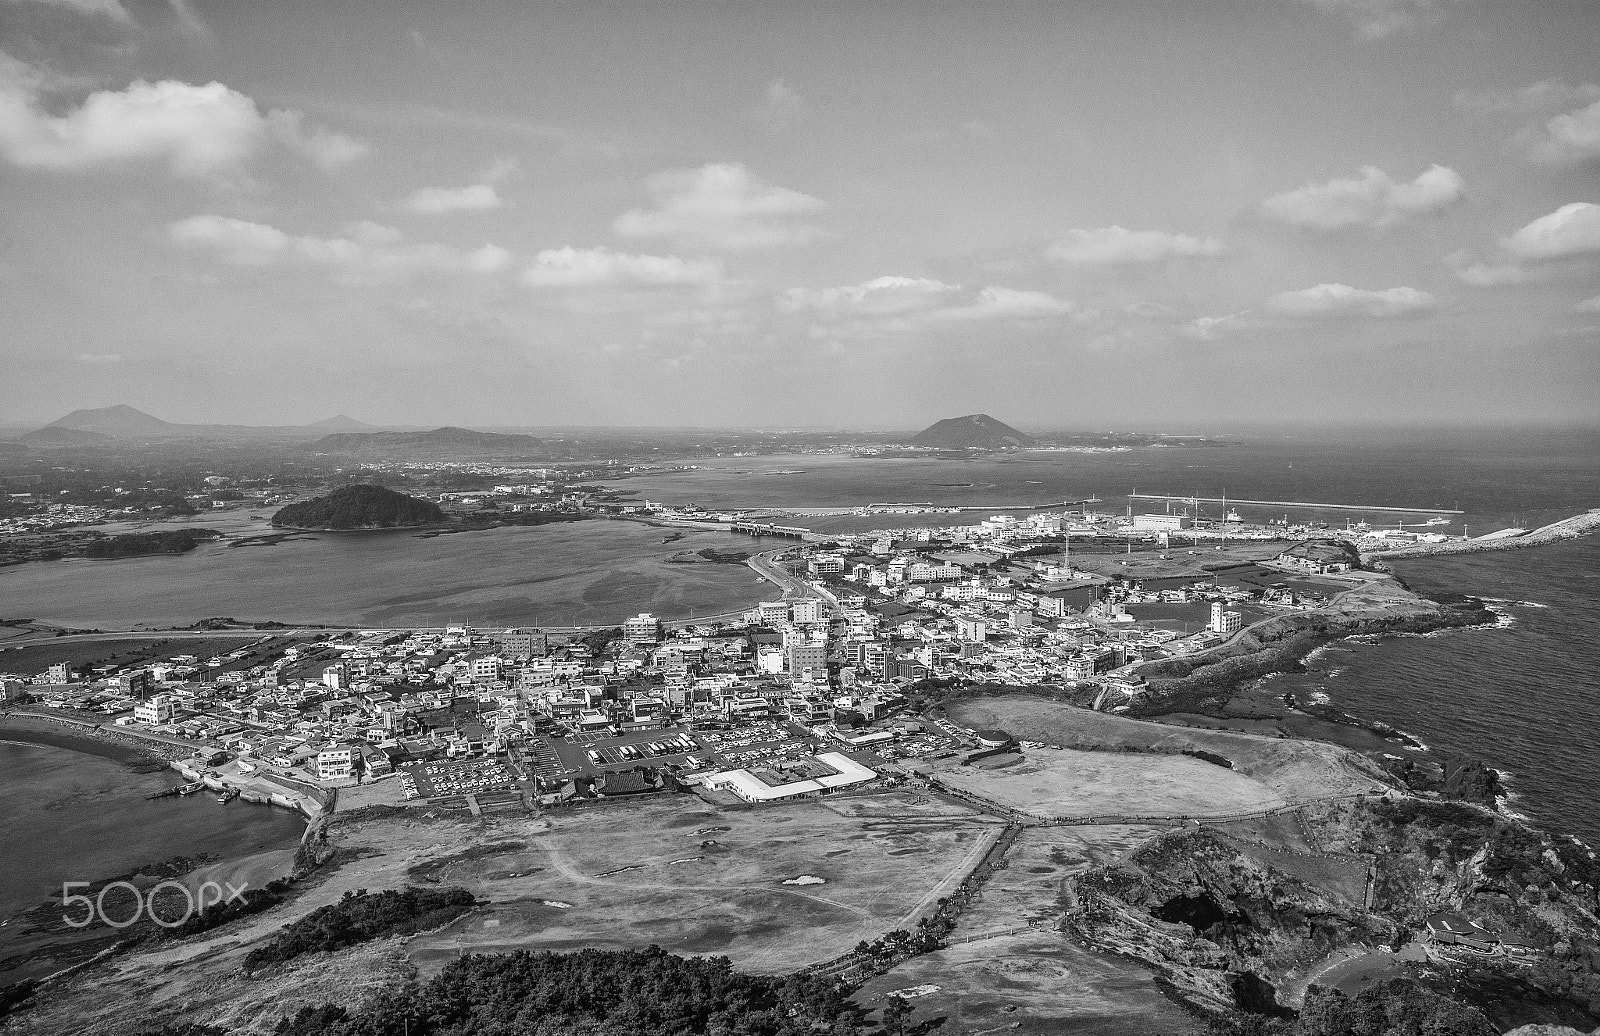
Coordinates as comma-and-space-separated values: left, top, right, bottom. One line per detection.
933, 749, 1287, 821
855, 828, 1201, 1036
14, 792, 1003, 1035
949, 696, 1389, 801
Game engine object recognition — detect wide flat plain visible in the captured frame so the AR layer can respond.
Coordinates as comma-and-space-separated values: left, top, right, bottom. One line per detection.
949, 695, 1389, 801
934, 749, 1287, 821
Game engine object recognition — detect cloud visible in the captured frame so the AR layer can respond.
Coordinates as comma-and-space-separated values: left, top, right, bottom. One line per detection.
1454, 80, 1600, 115
1528, 99, 1600, 165
76, 352, 123, 364
1298, 0, 1460, 39
777, 276, 957, 317
522, 246, 721, 289
1260, 165, 1464, 231
0, 55, 366, 181
1574, 296, 1600, 315
168, 215, 512, 284
1501, 203, 1600, 261
779, 276, 1089, 338
1184, 312, 1255, 341
1045, 226, 1224, 265
613, 162, 825, 250
403, 183, 502, 215
757, 78, 804, 125
933, 286, 1092, 323
4, 0, 130, 22
1265, 283, 1439, 319
1445, 252, 1541, 287
266, 110, 369, 170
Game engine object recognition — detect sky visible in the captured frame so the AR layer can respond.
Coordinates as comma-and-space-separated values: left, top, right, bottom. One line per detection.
0, 0, 1597, 430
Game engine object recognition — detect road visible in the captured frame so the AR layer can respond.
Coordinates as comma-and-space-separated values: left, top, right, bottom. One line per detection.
746, 549, 839, 616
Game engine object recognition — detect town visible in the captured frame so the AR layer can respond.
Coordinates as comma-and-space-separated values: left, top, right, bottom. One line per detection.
1, 501, 1401, 820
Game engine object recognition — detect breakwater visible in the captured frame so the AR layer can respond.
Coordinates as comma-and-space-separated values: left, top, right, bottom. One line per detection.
1362, 508, 1600, 563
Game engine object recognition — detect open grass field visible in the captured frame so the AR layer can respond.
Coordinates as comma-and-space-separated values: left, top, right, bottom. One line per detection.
854, 827, 1201, 1036
404, 793, 1003, 974
948, 695, 1389, 801
933, 749, 1287, 821
14, 792, 1005, 1035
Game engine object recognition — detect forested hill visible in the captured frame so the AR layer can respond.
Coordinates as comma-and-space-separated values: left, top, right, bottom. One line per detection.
271, 485, 445, 530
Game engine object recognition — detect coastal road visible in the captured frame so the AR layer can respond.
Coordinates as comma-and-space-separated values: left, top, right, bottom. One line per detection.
747, 549, 839, 616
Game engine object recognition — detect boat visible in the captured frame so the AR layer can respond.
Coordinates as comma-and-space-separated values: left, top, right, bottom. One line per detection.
216, 788, 239, 803
1424, 516, 1450, 526
236, 760, 256, 774
177, 781, 204, 795
1225, 509, 1242, 522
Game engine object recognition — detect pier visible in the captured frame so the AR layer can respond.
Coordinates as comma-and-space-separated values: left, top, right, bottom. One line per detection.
729, 521, 809, 538
1128, 493, 1463, 515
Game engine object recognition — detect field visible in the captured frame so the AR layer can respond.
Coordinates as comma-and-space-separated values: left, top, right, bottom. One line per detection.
0, 633, 282, 678
13, 792, 1004, 1035
402, 793, 1002, 974
933, 750, 1287, 821
855, 828, 1201, 1036
948, 695, 1390, 801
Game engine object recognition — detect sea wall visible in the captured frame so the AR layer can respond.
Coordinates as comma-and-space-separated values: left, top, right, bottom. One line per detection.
1363, 508, 1600, 564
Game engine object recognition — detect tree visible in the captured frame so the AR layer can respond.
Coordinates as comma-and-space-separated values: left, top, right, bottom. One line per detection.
881, 996, 911, 1036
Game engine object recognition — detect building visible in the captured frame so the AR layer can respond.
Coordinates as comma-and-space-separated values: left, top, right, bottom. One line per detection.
316, 746, 355, 781
624, 613, 663, 646
1209, 601, 1243, 636
703, 751, 876, 802
790, 598, 824, 624
956, 617, 988, 643
133, 694, 174, 725
1131, 513, 1192, 532
45, 662, 71, 684
787, 639, 828, 682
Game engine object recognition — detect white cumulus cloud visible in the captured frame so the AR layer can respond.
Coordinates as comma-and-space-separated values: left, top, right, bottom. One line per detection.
522, 246, 721, 289
614, 162, 825, 250
168, 215, 511, 284
777, 276, 957, 317
1573, 296, 1600, 314
1529, 100, 1600, 165
933, 286, 1091, 323
4, 0, 130, 21
403, 183, 502, 215
1046, 226, 1224, 265
1501, 203, 1600, 261
0, 54, 366, 181
1260, 165, 1464, 231
1265, 283, 1439, 319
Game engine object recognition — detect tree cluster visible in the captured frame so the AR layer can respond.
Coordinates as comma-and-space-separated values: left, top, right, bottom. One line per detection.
271, 484, 445, 530
81, 529, 221, 559
269, 945, 857, 1036
243, 887, 477, 971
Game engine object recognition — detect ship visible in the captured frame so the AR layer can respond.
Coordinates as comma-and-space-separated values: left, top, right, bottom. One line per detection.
1424, 516, 1450, 526
177, 781, 204, 795
216, 787, 239, 803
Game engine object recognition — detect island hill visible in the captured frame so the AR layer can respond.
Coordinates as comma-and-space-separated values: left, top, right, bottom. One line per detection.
909, 413, 1035, 448
270, 485, 446, 531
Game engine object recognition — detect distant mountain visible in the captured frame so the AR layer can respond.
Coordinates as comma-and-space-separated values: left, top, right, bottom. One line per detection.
307, 426, 544, 457
47, 404, 177, 438
272, 484, 446, 530
909, 414, 1034, 448
12, 425, 117, 447
307, 414, 379, 431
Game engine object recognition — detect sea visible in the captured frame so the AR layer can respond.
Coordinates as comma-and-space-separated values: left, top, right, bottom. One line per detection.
1, 423, 1598, 920
0, 737, 305, 927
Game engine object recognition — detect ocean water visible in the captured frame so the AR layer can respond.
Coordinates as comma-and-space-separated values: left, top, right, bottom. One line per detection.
0, 520, 774, 629
0, 739, 305, 922
1266, 535, 1600, 848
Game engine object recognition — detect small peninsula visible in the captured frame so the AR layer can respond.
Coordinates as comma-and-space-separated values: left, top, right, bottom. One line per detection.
270, 484, 446, 531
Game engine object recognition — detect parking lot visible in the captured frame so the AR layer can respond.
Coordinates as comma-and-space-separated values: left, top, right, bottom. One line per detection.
401, 758, 520, 799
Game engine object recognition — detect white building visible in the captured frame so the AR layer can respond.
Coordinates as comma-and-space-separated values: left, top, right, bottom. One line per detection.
624, 613, 663, 645
703, 752, 876, 802
790, 598, 824, 624
316, 747, 355, 781
1210, 601, 1243, 636
134, 694, 174, 725
1131, 513, 1191, 532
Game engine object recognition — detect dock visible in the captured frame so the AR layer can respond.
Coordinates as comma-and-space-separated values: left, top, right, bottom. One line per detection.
1128, 493, 1463, 515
